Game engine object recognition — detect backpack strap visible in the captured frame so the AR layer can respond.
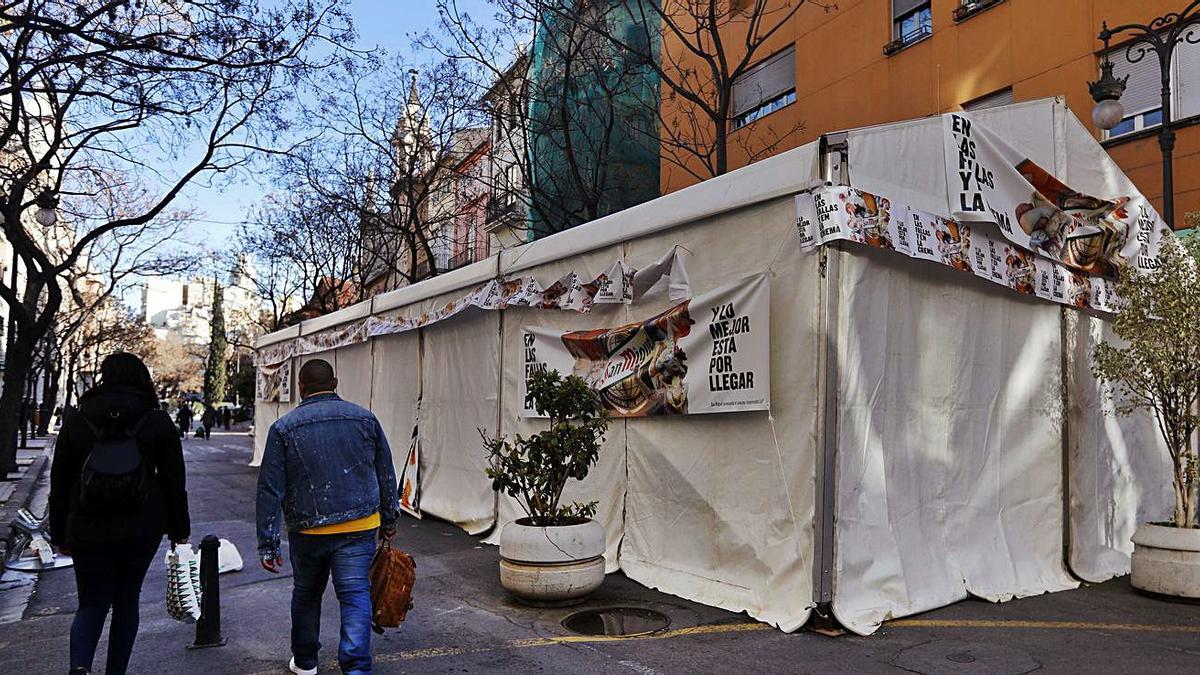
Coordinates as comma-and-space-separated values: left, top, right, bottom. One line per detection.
72, 408, 102, 436
128, 409, 154, 435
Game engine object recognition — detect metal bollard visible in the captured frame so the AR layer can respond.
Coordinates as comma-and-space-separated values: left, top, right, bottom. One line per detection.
189, 535, 227, 649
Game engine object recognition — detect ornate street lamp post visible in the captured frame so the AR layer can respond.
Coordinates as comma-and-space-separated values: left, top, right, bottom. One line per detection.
1089, 1, 1200, 228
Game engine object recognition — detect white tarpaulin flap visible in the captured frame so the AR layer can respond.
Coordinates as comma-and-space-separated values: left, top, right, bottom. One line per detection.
369, 331, 421, 512
250, 401, 277, 467
1066, 314, 1174, 582
632, 246, 692, 302
417, 311, 500, 534
831, 247, 1078, 635
333, 344, 374, 409
617, 199, 817, 632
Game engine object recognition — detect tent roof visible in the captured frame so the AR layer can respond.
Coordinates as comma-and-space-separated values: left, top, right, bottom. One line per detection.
257, 96, 1145, 351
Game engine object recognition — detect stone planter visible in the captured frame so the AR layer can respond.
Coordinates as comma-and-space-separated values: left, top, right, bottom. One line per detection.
498, 518, 605, 607
1131, 522, 1200, 598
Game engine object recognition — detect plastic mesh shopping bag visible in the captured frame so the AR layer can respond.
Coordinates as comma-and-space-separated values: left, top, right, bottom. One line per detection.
165, 544, 203, 622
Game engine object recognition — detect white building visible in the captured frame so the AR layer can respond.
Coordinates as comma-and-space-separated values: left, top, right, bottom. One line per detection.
140, 257, 264, 347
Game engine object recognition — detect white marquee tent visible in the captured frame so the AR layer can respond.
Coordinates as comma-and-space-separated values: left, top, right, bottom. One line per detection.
253, 98, 1171, 635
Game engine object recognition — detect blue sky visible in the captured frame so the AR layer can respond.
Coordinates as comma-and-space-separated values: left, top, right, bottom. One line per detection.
177, 1, 499, 249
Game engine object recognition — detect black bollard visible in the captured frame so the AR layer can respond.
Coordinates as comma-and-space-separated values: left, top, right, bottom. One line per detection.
189, 535, 227, 649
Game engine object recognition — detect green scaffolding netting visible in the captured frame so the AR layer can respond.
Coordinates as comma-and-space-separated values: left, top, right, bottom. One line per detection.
527, 0, 661, 239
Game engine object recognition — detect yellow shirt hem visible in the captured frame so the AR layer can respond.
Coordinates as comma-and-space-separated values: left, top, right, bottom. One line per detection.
301, 512, 380, 535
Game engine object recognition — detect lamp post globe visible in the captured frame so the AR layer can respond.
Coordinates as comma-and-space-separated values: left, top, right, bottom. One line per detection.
32, 190, 57, 227
1088, 57, 1127, 132
1092, 98, 1125, 131
33, 206, 56, 227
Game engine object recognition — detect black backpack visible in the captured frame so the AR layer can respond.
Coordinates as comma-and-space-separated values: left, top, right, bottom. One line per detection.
79, 410, 152, 513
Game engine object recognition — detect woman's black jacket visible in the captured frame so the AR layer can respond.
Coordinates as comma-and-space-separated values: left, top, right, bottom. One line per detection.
49, 384, 190, 548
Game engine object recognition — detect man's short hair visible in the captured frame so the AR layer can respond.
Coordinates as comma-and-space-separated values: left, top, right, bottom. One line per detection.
298, 359, 336, 389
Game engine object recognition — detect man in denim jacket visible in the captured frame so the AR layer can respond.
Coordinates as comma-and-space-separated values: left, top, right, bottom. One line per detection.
256, 359, 399, 675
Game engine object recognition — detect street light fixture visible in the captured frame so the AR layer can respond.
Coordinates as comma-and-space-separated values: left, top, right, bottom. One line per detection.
1088, 59, 1127, 130
1089, 1, 1200, 228
33, 189, 57, 227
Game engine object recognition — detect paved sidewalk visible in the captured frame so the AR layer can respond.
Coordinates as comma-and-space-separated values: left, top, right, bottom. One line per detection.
1, 431, 1198, 674
0, 435, 54, 525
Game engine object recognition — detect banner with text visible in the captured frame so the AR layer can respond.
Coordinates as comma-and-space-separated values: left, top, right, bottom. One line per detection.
943, 112, 1165, 277
795, 186, 1121, 312
521, 274, 770, 417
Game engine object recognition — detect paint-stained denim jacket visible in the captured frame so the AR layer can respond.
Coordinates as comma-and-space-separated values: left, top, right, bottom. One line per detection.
255, 393, 399, 558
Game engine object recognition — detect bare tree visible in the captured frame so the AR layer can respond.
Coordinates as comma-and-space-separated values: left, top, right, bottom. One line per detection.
0, 0, 352, 470
229, 247, 303, 335
243, 52, 490, 302
240, 187, 367, 323
609, 0, 832, 180
148, 331, 205, 400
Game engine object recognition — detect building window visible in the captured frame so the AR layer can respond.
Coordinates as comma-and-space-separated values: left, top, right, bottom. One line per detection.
963, 87, 1014, 112
731, 45, 796, 130
894, 1, 932, 44
1103, 38, 1200, 140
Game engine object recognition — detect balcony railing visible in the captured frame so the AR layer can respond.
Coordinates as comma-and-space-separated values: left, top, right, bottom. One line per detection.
486, 192, 523, 227
448, 250, 477, 270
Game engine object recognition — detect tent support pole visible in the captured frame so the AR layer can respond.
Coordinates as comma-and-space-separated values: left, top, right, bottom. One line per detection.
813, 240, 842, 625
1060, 308, 1083, 581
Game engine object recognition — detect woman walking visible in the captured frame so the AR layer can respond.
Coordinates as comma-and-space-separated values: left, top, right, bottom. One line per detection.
50, 353, 190, 675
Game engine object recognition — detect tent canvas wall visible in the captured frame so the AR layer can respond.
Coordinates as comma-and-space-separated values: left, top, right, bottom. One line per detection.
253, 97, 1170, 635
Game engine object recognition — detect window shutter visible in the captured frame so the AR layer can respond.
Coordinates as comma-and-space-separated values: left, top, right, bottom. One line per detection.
894, 0, 926, 18
963, 87, 1014, 111
1109, 46, 1163, 117
732, 46, 796, 117
1175, 38, 1200, 119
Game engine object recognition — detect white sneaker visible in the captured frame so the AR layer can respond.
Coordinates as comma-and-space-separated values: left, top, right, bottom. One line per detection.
289, 657, 317, 675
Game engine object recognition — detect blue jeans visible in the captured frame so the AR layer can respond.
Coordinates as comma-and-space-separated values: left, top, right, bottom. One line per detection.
288, 529, 377, 674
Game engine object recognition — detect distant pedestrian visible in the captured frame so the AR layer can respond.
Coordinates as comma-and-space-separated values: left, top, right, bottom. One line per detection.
222, 406, 232, 431
49, 352, 190, 675
201, 406, 216, 439
257, 358, 398, 675
175, 405, 193, 438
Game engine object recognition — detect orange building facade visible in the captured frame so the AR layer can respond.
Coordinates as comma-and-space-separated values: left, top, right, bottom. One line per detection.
660, 0, 1200, 227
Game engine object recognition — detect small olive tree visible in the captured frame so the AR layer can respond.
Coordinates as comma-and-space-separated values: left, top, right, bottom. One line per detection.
1093, 229, 1200, 528
484, 369, 608, 526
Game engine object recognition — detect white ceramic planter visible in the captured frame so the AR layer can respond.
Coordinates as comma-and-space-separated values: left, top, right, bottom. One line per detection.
1131, 522, 1200, 598
498, 518, 605, 606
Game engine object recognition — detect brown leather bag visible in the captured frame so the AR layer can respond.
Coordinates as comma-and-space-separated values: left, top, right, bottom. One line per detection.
368, 537, 416, 633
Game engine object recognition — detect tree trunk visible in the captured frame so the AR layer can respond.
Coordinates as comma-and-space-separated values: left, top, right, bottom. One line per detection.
714, 118, 728, 176
38, 358, 59, 435
63, 347, 77, 410
0, 335, 36, 472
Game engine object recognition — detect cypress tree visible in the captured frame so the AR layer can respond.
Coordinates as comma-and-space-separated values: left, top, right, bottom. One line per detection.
203, 279, 228, 406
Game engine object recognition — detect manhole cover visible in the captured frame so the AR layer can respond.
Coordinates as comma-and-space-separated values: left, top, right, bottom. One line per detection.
562, 607, 671, 637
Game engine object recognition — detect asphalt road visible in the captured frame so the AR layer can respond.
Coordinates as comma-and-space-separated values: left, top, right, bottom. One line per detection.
1, 432, 1198, 674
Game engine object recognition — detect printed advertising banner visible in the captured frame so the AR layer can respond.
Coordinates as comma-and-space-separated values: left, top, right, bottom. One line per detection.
796, 186, 1122, 312
255, 361, 292, 403
521, 274, 770, 417
943, 112, 1164, 276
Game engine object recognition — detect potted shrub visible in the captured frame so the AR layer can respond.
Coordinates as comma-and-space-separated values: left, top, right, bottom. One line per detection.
484, 369, 609, 606
1093, 229, 1200, 598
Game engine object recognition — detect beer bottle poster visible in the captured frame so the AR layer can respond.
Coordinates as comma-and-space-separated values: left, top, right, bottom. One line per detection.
521, 273, 770, 418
